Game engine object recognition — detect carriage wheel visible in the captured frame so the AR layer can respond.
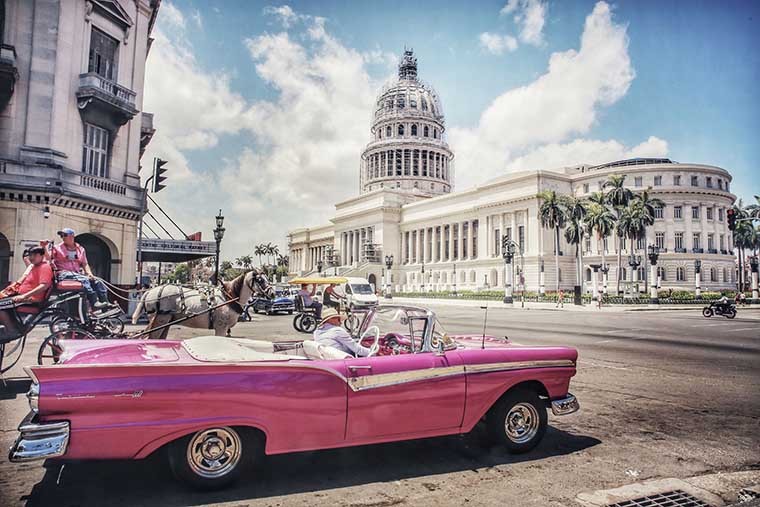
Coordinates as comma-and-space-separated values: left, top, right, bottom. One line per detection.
37, 329, 98, 365
48, 315, 77, 334
101, 317, 125, 334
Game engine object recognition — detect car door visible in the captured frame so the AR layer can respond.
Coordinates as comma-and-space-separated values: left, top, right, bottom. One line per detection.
344, 349, 465, 441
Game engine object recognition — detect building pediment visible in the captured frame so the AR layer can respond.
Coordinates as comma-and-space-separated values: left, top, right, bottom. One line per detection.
90, 0, 134, 28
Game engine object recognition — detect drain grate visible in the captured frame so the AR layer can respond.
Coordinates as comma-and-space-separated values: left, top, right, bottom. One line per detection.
606, 489, 714, 507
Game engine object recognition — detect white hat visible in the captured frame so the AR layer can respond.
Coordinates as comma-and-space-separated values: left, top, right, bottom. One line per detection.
318, 307, 347, 326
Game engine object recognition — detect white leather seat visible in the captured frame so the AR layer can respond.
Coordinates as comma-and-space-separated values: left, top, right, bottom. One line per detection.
302, 340, 352, 360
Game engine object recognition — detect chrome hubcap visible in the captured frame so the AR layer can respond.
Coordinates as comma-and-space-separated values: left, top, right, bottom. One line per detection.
187, 427, 242, 478
505, 403, 539, 444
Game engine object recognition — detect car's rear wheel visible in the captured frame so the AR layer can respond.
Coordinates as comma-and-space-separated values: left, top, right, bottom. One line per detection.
487, 389, 547, 453
167, 426, 259, 490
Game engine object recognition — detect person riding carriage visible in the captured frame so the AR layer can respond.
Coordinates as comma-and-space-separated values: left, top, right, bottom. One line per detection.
0, 247, 54, 342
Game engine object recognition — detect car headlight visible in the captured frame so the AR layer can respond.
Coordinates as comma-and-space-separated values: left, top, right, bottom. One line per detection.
27, 382, 39, 413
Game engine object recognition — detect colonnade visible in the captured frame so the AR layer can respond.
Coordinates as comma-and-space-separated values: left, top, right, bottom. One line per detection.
340, 227, 375, 266
364, 148, 450, 182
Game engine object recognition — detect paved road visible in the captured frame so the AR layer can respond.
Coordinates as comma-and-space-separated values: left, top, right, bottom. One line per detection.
0, 307, 758, 506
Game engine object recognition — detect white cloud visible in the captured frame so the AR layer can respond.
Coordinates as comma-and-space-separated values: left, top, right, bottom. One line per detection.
263, 5, 302, 29
160, 1, 185, 31
451, 1, 638, 187
190, 9, 203, 29
500, 0, 546, 46
479, 32, 518, 55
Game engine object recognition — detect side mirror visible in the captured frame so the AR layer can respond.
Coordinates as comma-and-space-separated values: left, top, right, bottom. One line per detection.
434, 340, 445, 356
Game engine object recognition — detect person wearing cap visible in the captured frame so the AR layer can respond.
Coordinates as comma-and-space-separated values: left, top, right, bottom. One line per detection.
44, 228, 112, 311
313, 308, 371, 357
0, 246, 53, 339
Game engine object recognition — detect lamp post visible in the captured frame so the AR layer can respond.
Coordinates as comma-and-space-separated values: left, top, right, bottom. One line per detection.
589, 264, 601, 302
384, 255, 394, 299
601, 265, 609, 296
750, 256, 759, 301
694, 259, 702, 299
538, 258, 545, 296
212, 209, 225, 285
647, 245, 660, 304
628, 253, 642, 296
502, 235, 515, 304
453, 263, 457, 297
420, 259, 425, 293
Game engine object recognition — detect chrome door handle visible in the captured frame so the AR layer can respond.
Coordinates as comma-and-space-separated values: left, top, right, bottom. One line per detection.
348, 365, 372, 371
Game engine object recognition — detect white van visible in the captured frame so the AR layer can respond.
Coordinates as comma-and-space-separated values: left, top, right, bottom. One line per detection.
342, 277, 379, 310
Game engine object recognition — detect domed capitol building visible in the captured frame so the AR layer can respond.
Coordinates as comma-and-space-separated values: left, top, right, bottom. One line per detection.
288, 50, 737, 294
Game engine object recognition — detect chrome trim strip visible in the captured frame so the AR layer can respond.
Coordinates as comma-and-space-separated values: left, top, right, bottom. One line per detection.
465, 360, 575, 374
551, 393, 580, 416
9, 411, 70, 463
349, 365, 465, 392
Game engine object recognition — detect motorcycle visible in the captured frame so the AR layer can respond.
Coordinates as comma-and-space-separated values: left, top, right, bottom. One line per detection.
702, 301, 737, 319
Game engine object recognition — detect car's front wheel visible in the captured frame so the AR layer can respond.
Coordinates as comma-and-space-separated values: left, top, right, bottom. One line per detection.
168, 426, 259, 490
487, 389, 547, 453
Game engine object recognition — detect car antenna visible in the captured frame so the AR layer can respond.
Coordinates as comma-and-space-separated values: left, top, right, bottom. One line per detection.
480, 305, 489, 349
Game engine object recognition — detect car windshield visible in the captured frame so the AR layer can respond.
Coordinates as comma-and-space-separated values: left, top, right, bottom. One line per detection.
351, 283, 374, 295
431, 318, 456, 350
361, 307, 429, 351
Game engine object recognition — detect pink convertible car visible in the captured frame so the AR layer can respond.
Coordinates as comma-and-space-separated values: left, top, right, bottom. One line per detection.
9, 305, 579, 490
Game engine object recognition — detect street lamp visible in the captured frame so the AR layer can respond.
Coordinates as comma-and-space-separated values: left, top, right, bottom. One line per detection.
600, 265, 610, 295
453, 263, 457, 297
384, 255, 394, 299
647, 245, 660, 304
213, 209, 225, 285
317, 259, 323, 276
502, 235, 515, 304
694, 259, 702, 299
628, 253, 642, 296
420, 259, 426, 293
750, 256, 759, 301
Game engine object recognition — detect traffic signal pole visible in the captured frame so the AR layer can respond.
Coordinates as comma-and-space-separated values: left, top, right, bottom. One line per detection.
137, 172, 154, 287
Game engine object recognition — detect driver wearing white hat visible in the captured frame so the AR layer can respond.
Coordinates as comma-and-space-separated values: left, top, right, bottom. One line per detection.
313, 308, 371, 357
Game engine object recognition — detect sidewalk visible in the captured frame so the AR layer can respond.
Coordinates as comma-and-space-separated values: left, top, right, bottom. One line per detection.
389, 296, 760, 312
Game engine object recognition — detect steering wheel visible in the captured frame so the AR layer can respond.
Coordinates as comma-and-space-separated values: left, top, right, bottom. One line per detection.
359, 325, 380, 357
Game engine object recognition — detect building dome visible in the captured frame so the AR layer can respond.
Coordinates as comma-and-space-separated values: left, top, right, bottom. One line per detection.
360, 49, 454, 196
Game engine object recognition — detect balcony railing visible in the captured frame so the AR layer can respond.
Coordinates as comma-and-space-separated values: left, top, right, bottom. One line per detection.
0, 43, 19, 108
76, 72, 138, 125
79, 72, 136, 104
80, 174, 127, 195
692, 248, 704, 254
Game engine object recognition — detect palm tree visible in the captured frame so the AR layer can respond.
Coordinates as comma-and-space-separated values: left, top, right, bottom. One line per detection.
733, 201, 754, 292
563, 196, 588, 290
618, 202, 649, 289
270, 244, 280, 265
254, 244, 265, 267
632, 189, 665, 291
238, 255, 253, 270
746, 195, 760, 220
584, 202, 616, 296
603, 174, 634, 294
537, 190, 568, 293
277, 254, 289, 268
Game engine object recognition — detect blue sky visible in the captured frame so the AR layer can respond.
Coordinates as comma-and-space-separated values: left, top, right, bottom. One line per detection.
143, 1, 760, 260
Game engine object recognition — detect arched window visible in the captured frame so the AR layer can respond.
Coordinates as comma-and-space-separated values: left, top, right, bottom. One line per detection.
637, 267, 646, 281
723, 268, 728, 282
620, 268, 626, 281
398, 124, 405, 136
423, 126, 429, 137
585, 268, 592, 282
386, 126, 392, 137
411, 124, 418, 136
676, 267, 685, 281
657, 266, 666, 281
421, 98, 428, 111
710, 267, 717, 282
410, 98, 417, 109
433, 129, 438, 139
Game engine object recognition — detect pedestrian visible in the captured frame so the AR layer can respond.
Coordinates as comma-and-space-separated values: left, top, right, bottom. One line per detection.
45, 228, 113, 312
0, 246, 53, 340
556, 289, 565, 308
740, 292, 747, 307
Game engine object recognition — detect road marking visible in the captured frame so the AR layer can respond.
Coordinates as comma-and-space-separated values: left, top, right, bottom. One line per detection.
690, 322, 727, 327
579, 359, 629, 370
730, 327, 759, 333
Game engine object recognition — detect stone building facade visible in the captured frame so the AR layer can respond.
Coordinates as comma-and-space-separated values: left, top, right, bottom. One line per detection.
288, 51, 737, 294
0, 0, 160, 287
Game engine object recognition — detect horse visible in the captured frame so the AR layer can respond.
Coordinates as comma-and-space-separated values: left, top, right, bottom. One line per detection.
131, 270, 273, 340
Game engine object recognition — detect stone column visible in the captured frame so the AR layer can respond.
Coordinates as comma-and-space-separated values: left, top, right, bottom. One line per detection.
448, 224, 455, 261
460, 222, 466, 260
421, 228, 427, 264
438, 226, 444, 262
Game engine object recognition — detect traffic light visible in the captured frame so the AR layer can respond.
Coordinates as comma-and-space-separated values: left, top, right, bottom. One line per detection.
727, 208, 736, 231
152, 158, 168, 193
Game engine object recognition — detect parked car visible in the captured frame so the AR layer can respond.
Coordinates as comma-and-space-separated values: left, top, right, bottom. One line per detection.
244, 291, 295, 317
342, 276, 378, 310
9, 304, 579, 491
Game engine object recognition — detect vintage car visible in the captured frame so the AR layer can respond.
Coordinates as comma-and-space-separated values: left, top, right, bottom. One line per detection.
9, 305, 579, 490
244, 291, 295, 317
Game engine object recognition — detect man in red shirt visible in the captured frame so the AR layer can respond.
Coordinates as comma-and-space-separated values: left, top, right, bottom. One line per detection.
0, 247, 53, 341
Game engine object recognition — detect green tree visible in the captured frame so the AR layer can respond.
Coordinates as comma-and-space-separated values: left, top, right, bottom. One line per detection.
632, 189, 665, 291
166, 263, 190, 284
603, 174, 634, 294
584, 202, 616, 295
254, 244, 265, 267
563, 196, 588, 289
537, 190, 569, 293
618, 201, 650, 287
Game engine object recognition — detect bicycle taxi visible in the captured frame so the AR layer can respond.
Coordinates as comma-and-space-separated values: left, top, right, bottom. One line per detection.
288, 276, 370, 333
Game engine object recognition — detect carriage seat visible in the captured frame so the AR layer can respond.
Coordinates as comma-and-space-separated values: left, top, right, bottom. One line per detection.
301, 339, 352, 360
55, 279, 85, 292
294, 295, 317, 313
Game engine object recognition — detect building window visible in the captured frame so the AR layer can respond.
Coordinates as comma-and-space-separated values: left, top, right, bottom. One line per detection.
88, 27, 119, 80
471, 220, 478, 258
518, 225, 525, 253
412, 149, 419, 176
637, 267, 645, 281
386, 126, 392, 137
620, 268, 626, 281
654, 206, 663, 219
674, 206, 682, 219
430, 183, 434, 190
676, 267, 685, 281
584, 236, 591, 253
719, 234, 724, 250
634, 176, 643, 187
718, 179, 723, 190
673, 175, 681, 186
691, 175, 698, 187
410, 98, 417, 109
692, 233, 700, 250
398, 124, 405, 136
586, 268, 592, 282
718, 208, 724, 221
726, 182, 730, 192
636, 237, 645, 250
658, 266, 666, 281
691, 206, 699, 219
82, 123, 109, 177
655, 232, 665, 250
598, 180, 604, 190
706, 177, 712, 188
423, 125, 429, 137
654, 175, 662, 186
706, 207, 713, 220
583, 183, 589, 193
723, 268, 728, 282
675, 232, 683, 250
396, 95, 405, 108
411, 124, 418, 136
421, 97, 428, 111
707, 233, 714, 250
433, 129, 438, 139
462, 223, 468, 258
395, 149, 402, 175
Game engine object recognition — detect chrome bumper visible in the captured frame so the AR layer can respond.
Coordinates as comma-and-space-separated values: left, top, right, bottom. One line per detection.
550, 393, 580, 416
8, 411, 69, 462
